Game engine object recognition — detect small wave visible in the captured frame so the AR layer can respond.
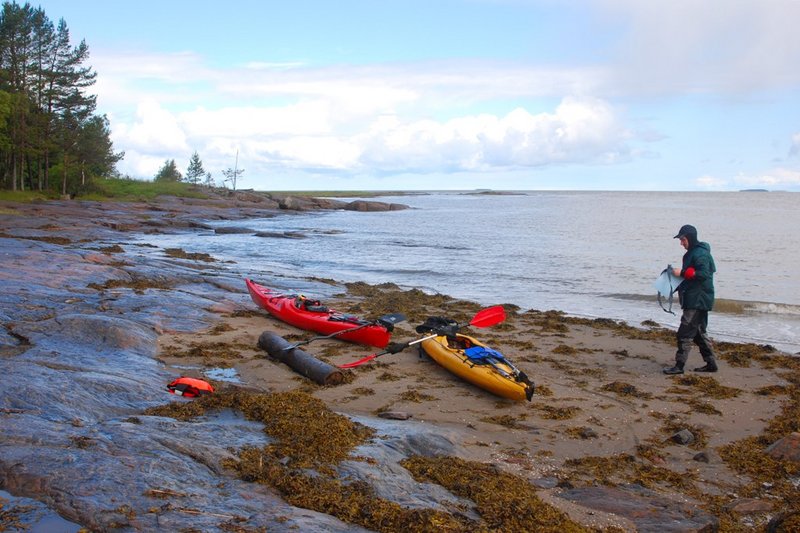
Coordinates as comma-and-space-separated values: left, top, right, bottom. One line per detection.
737, 301, 800, 316
606, 293, 800, 317
387, 240, 471, 251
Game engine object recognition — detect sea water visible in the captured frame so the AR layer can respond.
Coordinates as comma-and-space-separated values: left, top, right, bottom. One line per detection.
141, 191, 800, 354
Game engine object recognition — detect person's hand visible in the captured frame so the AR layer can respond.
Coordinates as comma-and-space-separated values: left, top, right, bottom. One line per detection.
672, 267, 682, 277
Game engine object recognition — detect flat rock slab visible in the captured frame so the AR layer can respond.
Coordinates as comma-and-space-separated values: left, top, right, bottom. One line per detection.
559, 484, 718, 532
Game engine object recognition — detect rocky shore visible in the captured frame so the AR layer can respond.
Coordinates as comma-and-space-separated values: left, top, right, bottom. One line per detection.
1, 193, 799, 532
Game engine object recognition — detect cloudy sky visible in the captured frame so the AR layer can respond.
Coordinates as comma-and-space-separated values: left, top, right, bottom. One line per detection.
36, 0, 800, 191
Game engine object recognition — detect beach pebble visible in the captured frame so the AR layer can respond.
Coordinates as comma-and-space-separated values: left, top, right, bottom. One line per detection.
765, 432, 800, 463
693, 451, 710, 463
671, 429, 695, 445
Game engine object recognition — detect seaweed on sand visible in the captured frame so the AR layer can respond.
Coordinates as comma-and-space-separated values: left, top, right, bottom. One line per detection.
342, 281, 481, 324
160, 340, 248, 360
146, 387, 590, 532
146, 389, 372, 468
600, 381, 653, 400
401, 455, 589, 533
668, 374, 741, 399
563, 454, 700, 496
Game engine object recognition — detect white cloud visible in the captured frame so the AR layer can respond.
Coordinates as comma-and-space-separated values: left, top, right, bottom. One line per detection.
102, 47, 633, 180
732, 168, 800, 188
113, 100, 188, 154
358, 97, 630, 172
695, 174, 728, 189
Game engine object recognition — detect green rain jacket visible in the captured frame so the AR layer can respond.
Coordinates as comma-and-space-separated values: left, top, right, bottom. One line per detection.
678, 241, 716, 311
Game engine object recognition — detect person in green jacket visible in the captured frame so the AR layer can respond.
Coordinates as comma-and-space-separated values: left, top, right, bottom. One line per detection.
663, 224, 718, 375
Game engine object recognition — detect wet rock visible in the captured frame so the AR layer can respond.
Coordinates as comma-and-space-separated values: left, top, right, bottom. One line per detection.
671, 429, 695, 445
765, 432, 800, 462
378, 411, 413, 420
339, 417, 478, 519
0, 489, 82, 532
693, 451, 711, 463
767, 511, 800, 532
531, 477, 560, 489
276, 195, 322, 211
254, 230, 308, 239
579, 427, 598, 439
725, 498, 774, 514
559, 484, 718, 532
345, 200, 408, 212
214, 226, 255, 234
230, 191, 279, 208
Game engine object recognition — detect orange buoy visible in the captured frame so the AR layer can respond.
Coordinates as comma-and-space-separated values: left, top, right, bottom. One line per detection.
167, 377, 214, 398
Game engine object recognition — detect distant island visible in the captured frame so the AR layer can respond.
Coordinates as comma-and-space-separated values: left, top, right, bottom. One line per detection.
739, 188, 769, 192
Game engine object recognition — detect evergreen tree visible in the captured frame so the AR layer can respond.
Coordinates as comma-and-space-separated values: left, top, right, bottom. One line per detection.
154, 159, 181, 182
74, 114, 123, 185
185, 151, 204, 184
0, 2, 121, 192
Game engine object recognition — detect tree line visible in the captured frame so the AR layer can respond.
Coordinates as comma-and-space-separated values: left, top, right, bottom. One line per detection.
154, 151, 245, 190
0, 1, 122, 194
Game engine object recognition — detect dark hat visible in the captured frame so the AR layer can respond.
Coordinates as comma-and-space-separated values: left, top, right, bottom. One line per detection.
674, 224, 697, 239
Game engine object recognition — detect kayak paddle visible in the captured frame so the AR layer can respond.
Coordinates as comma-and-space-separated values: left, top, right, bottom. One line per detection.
467, 305, 506, 328
283, 312, 407, 351
338, 305, 506, 369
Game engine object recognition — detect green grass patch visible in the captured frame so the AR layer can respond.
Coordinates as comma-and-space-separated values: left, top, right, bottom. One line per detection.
0, 190, 57, 203
80, 178, 210, 201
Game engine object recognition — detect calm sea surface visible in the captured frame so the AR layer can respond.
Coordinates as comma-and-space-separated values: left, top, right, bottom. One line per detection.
141, 191, 800, 354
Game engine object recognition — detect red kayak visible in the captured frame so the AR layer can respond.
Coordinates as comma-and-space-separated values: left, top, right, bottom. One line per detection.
245, 279, 394, 348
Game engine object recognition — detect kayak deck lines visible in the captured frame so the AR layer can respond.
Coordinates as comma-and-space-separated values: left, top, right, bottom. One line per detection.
245, 278, 392, 348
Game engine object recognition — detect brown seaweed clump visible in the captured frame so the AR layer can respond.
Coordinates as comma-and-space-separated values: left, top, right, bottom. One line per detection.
161, 341, 247, 360
88, 277, 173, 293
399, 390, 438, 403
401, 455, 589, 533
669, 374, 741, 399
532, 403, 580, 420
164, 247, 216, 262
144, 387, 602, 532
600, 381, 653, 400
0, 232, 72, 245
231, 447, 475, 532
0, 499, 29, 531
563, 454, 699, 496
146, 389, 372, 468
342, 281, 481, 324
480, 414, 527, 429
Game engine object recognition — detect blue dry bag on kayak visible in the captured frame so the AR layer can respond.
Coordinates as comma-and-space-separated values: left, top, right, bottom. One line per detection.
465, 346, 508, 364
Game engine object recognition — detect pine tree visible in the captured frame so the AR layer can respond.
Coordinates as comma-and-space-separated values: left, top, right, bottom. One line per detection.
185, 151, 204, 184
0, 2, 120, 192
154, 159, 181, 182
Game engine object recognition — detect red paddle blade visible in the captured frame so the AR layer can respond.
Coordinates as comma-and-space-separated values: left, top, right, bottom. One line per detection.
338, 354, 378, 369
469, 305, 506, 328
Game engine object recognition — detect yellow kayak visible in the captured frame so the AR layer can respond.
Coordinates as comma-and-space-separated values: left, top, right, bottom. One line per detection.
420, 334, 534, 401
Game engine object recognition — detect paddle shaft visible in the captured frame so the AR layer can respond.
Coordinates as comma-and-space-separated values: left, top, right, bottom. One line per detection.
284, 321, 373, 351
338, 306, 506, 369
338, 334, 438, 369
283, 312, 406, 351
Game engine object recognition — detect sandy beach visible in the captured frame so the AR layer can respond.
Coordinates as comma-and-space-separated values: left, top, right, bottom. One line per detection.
2, 192, 799, 532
